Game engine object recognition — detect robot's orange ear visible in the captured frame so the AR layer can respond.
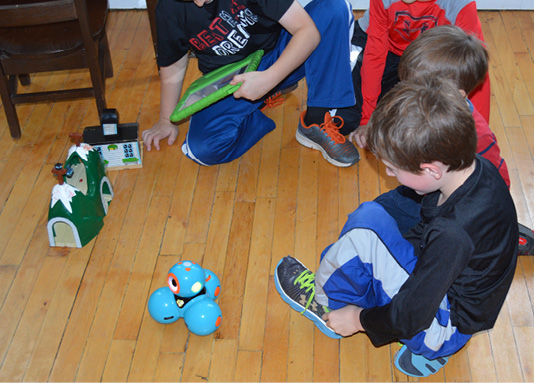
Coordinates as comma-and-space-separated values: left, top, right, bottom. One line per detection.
167, 273, 180, 294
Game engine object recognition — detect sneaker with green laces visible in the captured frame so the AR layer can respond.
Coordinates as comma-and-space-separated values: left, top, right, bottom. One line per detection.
274, 256, 341, 339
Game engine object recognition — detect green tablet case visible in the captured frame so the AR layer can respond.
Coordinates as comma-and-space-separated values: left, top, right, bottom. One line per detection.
170, 50, 264, 122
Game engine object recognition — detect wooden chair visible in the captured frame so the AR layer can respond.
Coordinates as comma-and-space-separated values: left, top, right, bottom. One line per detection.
146, 0, 158, 63
0, 0, 113, 139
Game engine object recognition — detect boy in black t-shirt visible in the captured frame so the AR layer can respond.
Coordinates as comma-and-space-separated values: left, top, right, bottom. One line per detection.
274, 77, 518, 378
142, 0, 360, 167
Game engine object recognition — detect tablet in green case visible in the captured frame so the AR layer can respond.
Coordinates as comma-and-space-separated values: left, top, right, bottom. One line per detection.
170, 50, 264, 122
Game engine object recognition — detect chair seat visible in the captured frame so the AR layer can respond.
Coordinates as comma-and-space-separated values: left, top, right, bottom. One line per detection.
0, 0, 108, 57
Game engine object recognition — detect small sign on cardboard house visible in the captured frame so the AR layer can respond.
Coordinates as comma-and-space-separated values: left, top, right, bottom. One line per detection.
83, 121, 143, 171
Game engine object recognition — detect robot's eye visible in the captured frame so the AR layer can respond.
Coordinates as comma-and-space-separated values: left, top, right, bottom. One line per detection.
191, 281, 202, 294
167, 273, 180, 294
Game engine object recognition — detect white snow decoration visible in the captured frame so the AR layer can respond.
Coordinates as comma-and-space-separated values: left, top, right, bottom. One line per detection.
67, 143, 94, 162
50, 183, 80, 214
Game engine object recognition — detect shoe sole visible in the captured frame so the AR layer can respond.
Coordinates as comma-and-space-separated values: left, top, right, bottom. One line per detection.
295, 129, 358, 168
518, 223, 534, 255
274, 258, 342, 339
394, 345, 449, 378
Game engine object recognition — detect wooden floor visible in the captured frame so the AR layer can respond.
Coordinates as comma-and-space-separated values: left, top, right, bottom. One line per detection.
0, 9, 533, 383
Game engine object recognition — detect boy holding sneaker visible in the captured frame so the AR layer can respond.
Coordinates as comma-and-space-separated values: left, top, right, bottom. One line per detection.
275, 77, 518, 377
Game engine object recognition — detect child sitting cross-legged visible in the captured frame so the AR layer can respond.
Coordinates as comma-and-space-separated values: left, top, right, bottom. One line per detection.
274, 76, 518, 378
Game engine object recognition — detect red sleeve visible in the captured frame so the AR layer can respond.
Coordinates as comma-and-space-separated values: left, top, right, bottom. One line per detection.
360, 0, 389, 126
456, 2, 491, 123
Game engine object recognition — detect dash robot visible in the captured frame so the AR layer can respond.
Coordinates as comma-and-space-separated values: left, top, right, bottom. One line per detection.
148, 261, 222, 336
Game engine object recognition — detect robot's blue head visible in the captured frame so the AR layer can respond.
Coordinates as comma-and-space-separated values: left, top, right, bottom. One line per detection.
167, 261, 206, 298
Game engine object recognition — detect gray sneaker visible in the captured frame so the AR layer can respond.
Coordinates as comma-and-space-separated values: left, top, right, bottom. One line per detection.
296, 111, 360, 167
274, 256, 341, 339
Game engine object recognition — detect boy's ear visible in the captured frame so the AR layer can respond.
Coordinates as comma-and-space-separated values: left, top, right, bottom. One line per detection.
420, 163, 442, 180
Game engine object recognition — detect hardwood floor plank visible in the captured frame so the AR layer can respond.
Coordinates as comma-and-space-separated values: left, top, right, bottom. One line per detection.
506, 261, 534, 326
466, 332, 498, 382
114, 195, 172, 341
185, 165, 218, 243
0, 226, 49, 365
506, 124, 534, 218
357, 150, 381, 203
481, 13, 523, 127
340, 334, 369, 382
0, 146, 32, 212
0, 148, 57, 265
202, 191, 235, 277
514, 326, 534, 382
260, 277, 291, 382
287, 149, 317, 382
127, 252, 177, 382
0, 255, 66, 382
160, 155, 199, 256
101, 340, 136, 383
270, 148, 299, 275
180, 335, 214, 382
154, 352, 185, 382
216, 202, 254, 340
444, 347, 471, 383
0, 265, 16, 307
236, 143, 261, 203
257, 104, 283, 199
313, 335, 340, 382
238, 198, 276, 350
0, 166, 56, 266
317, 160, 340, 268
501, 11, 528, 53
75, 268, 131, 382
489, 300, 524, 381
208, 339, 238, 382
235, 350, 262, 382
22, 243, 95, 382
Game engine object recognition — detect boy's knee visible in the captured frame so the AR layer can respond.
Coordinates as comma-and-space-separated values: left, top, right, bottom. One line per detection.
183, 130, 238, 166
183, 138, 229, 166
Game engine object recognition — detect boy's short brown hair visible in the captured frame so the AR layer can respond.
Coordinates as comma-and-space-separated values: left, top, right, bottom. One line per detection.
398, 25, 488, 95
365, 76, 477, 173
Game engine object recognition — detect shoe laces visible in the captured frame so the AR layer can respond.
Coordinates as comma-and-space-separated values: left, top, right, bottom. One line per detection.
294, 270, 316, 313
320, 113, 346, 145
260, 92, 285, 112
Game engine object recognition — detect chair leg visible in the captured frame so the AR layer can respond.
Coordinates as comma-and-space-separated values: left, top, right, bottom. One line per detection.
100, 33, 113, 79
19, 74, 31, 86
0, 73, 21, 139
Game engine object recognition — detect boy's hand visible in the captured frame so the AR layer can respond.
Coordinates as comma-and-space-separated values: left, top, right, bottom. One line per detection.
322, 305, 364, 337
231, 71, 273, 101
350, 125, 368, 149
142, 119, 179, 151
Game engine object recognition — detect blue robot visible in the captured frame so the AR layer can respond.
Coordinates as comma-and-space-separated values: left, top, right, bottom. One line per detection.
148, 261, 222, 336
